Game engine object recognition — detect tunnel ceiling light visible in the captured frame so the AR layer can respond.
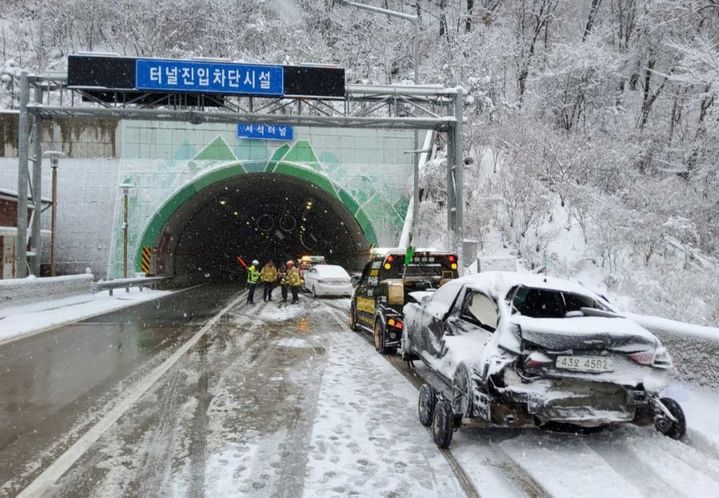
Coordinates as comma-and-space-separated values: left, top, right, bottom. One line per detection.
219, 198, 227, 206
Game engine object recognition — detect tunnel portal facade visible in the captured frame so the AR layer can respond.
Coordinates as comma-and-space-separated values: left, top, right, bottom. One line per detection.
111, 121, 416, 278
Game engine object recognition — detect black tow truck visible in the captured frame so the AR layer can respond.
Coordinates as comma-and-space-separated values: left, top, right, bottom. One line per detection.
349, 248, 459, 354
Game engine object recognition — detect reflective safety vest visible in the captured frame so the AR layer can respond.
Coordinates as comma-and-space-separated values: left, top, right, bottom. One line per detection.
261, 264, 278, 282
247, 265, 260, 284
287, 268, 301, 287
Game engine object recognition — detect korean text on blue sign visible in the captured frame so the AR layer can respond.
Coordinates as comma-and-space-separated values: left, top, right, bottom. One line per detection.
135, 59, 284, 96
237, 123, 294, 141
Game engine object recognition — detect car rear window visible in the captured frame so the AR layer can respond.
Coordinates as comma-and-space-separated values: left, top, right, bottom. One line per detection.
511, 286, 603, 319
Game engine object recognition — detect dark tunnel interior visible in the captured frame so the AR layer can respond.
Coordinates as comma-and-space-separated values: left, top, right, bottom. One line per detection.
167, 173, 369, 280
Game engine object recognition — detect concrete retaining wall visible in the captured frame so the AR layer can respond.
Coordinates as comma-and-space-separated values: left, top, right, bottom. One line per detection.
0, 274, 94, 312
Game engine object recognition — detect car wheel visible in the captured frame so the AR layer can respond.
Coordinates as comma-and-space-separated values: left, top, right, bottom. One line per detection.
312, 285, 318, 299
655, 397, 686, 440
452, 363, 474, 419
432, 399, 455, 449
418, 384, 436, 427
373, 319, 388, 354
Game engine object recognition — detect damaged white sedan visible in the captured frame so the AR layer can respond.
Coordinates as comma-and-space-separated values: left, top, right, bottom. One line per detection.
401, 271, 686, 448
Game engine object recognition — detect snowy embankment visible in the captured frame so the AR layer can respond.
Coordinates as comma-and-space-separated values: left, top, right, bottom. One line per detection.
0, 274, 94, 311
0, 287, 173, 345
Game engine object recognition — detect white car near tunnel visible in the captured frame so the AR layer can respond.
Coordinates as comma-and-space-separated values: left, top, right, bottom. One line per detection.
302, 264, 353, 298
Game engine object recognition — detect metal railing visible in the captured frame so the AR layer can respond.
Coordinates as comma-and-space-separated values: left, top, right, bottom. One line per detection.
95, 276, 168, 296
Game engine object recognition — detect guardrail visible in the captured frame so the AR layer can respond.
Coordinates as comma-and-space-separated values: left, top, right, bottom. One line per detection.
94, 276, 168, 296
628, 313, 719, 390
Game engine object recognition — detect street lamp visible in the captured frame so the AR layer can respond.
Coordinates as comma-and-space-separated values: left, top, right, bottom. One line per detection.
43, 150, 64, 276
119, 179, 133, 278
337, 0, 422, 242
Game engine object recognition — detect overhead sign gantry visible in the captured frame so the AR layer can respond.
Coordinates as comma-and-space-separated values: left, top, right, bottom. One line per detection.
13, 54, 465, 277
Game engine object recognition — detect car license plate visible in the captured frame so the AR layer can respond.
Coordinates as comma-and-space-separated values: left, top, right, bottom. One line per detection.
556, 356, 613, 372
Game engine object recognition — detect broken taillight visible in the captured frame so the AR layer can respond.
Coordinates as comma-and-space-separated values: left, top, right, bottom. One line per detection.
523, 351, 552, 369
628, 350, 654, 365
629, 347, 672, 369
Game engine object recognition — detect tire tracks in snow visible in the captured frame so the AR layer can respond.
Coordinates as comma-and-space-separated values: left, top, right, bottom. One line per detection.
16, 290, 248, 498
321, 303, 491, 498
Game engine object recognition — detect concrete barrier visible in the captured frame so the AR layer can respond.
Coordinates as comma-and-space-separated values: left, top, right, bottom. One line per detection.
0, 274, 95, 314
628, 313, 719, 390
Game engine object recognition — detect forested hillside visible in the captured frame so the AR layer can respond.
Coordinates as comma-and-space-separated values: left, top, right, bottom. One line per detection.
1, 0, 717, 324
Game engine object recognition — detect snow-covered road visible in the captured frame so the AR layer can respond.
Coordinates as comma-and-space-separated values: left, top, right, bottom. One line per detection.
2, 285, 718, 497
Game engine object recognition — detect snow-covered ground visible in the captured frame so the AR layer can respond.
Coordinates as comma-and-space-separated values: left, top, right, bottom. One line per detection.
0, 287, 174, 345
2, 290, 719, 497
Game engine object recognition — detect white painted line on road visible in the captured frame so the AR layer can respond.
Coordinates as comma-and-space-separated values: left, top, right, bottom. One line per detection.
17, 290, 247, 498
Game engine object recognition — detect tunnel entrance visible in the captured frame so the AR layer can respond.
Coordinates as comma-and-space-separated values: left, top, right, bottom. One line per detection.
149, 172, 371, 280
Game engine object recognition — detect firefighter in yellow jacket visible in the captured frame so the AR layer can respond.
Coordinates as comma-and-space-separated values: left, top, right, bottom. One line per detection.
286, 260, 302, 304
260, 260, 278, 302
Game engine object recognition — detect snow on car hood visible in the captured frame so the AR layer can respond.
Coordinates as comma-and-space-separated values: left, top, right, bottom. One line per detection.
511, 315, 660, 351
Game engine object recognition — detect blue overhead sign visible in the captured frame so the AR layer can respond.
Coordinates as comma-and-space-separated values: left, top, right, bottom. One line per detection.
237, 123, 294, 141
135, 59, 284, 96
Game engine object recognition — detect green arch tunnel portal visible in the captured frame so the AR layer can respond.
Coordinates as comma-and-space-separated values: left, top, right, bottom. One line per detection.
139, 167, 376, 280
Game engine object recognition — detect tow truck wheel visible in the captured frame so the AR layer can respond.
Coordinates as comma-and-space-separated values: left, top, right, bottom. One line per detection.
374, 320, 388, 354
418, 384, 436, 427
655, 397, 686, 440
349, 303, 359, 331
432, 399, 455, 449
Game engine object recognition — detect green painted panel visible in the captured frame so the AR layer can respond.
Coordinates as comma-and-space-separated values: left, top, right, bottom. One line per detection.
354, 208, 377, 245
266, 144, 290, 172
243, 161, 266, 173
235, 141, 269, 162
393, 195, 410, 218
283, 141, 320, 170
194, 136, 236, 161
339, 189, 360, 215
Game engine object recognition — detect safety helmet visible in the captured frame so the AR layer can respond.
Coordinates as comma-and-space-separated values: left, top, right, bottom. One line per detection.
286, 260, 294, 267
252, 260, 259, 266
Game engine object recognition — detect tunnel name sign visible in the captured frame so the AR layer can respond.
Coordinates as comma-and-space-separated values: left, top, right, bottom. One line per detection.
136, 59, 284, 96
237, 123, 293, 141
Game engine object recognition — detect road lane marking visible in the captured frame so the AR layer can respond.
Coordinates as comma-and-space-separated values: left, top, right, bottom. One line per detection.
17, 290, 247, 498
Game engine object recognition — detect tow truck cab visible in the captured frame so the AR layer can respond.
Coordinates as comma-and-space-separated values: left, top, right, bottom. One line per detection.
351, 249, 459, 354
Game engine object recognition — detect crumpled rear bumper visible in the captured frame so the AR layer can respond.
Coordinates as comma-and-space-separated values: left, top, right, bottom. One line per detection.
500, 379, 651, 427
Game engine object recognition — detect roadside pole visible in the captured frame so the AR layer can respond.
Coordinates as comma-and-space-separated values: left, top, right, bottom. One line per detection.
30, 85, 43, 275
15, 71, 30, 278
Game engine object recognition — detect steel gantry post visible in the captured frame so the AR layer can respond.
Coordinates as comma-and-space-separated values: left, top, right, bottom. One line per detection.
15, 71, 30, 278
30, 85, 44, 276
454, 88, 465, 271
446, 88, 465, 272
446, 117, 456, 258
